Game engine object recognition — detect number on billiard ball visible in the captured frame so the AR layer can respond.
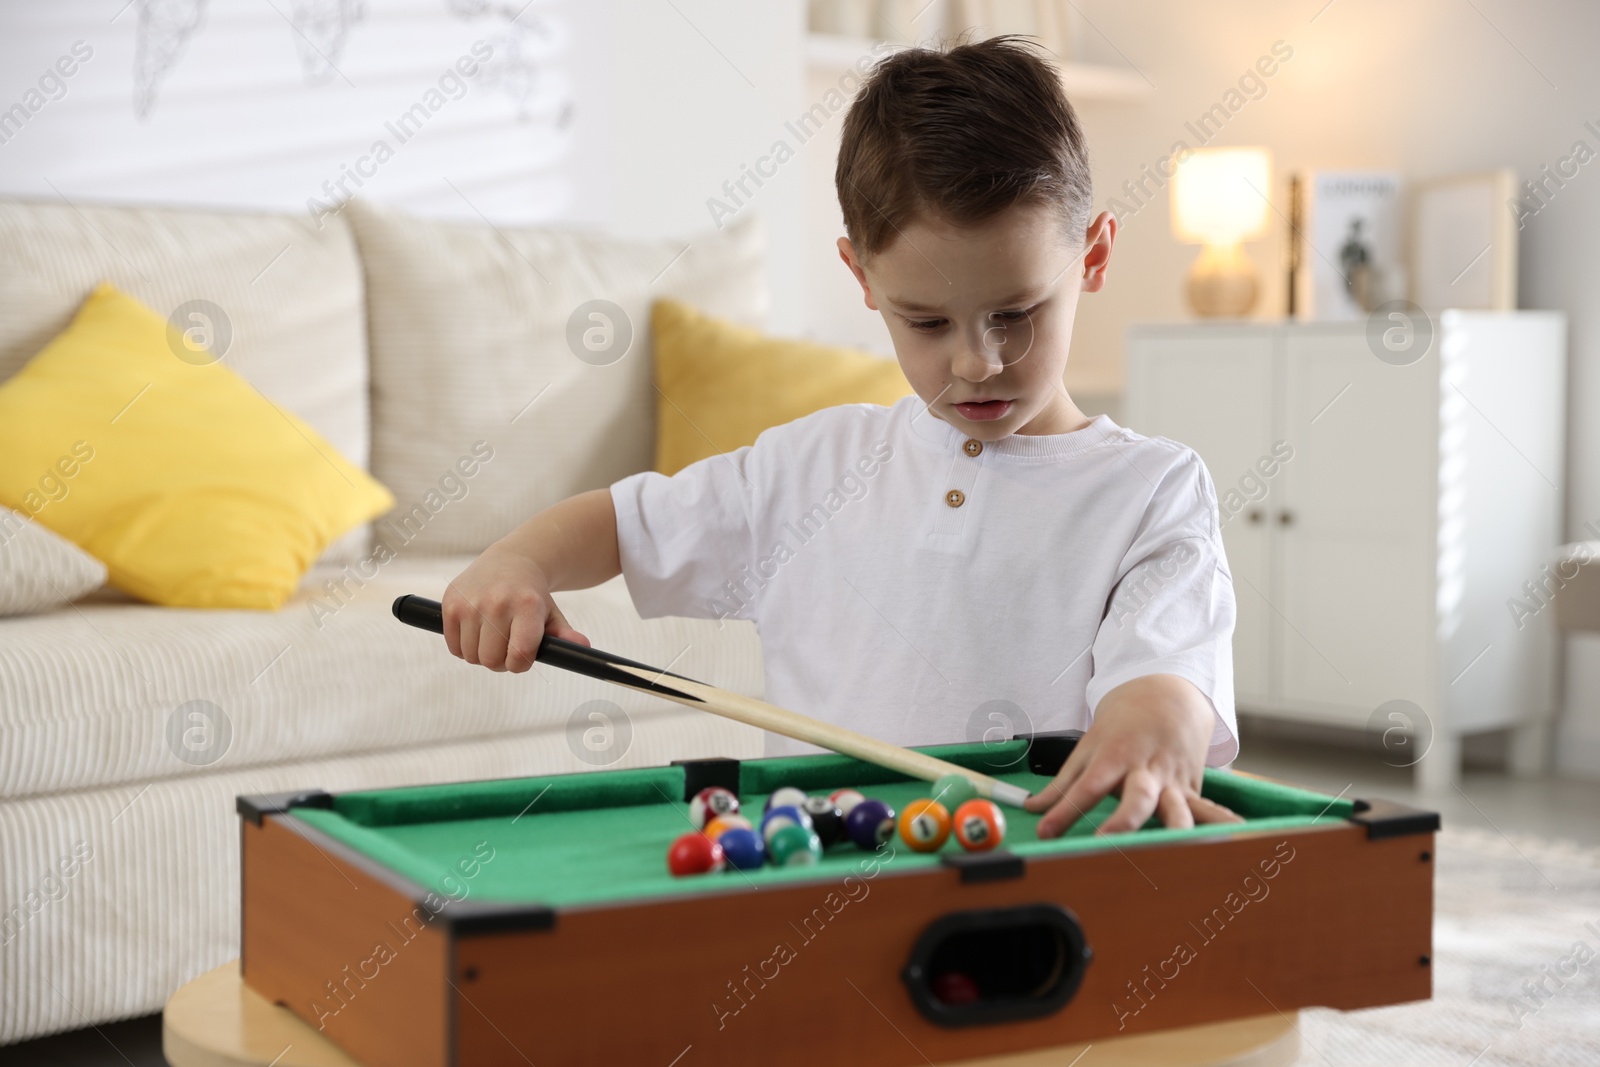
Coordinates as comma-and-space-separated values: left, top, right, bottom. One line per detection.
689, 786, 739, 830
898, 799, 951, 852
953, 799, 1006, 852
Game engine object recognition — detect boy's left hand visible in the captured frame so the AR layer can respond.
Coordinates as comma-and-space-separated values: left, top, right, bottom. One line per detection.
1023, 674, 1242, 838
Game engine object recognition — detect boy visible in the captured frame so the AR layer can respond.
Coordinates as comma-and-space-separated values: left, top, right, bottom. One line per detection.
441, 37, 1242, 838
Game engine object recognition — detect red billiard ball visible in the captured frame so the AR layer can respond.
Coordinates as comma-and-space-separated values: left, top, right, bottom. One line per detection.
952, 799, 1007, 852
668, 831, 725, 876
688, 786, 740, 830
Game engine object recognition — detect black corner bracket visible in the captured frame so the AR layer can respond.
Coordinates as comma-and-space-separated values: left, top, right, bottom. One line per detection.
672, 757, 742, 802
941, 850, 1025, 884
236, 790, 335, 826
1349, 798, 1442, 840
440, 898, 556, 936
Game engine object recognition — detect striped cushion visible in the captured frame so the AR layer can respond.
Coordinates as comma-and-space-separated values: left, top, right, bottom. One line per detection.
0, 509, 106, 617
0, 198, 373, 562
347, 200, 769, 555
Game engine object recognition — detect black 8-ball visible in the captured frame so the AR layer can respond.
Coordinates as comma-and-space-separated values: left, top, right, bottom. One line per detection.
801, 795, 845, 847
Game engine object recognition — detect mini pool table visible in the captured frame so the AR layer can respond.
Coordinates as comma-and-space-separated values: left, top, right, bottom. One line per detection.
238, 733, 1438, 1067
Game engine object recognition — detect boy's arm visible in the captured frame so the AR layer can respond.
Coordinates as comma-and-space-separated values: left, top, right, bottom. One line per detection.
1023, 674, 1242, 837
441, 488, 620, 672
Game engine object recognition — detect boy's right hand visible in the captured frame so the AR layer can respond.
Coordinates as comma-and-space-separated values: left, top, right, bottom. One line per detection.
441, 548, 592, 673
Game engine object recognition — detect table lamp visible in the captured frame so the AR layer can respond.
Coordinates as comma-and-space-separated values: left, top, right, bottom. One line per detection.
1170, 147, 1272, 317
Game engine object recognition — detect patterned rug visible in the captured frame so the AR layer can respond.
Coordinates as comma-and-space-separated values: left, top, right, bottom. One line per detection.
1296, 827, 1600, 1065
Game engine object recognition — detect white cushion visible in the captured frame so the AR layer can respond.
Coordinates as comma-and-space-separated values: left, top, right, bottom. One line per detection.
0, 198, 374, 562
347, 200, 768, 555
0, 557, 763, 801
0, 509, 106, 617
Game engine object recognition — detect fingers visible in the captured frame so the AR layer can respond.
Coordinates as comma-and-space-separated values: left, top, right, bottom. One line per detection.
1189, 794, 1244, 824
1156, 786, 1194, 830
504, 610, 543, 673
1095, 767, 1161, 835
1023, 744, 1090, 814
458, 607, 483, 666
1037, 763, 1118, 839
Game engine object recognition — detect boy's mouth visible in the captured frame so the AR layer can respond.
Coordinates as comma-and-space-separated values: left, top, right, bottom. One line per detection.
953, 399, 1013, 422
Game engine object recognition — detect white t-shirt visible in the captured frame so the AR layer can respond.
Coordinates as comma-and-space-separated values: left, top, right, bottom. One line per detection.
610, 395, 1239, 764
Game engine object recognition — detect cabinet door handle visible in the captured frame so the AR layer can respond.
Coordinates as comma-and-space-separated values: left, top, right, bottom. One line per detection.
1247, 509, 1264, 525
1278, 510, 1295, 527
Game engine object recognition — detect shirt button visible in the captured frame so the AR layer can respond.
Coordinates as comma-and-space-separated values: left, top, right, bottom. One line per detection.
945, 489, 965, 507
963, 438, 983, 457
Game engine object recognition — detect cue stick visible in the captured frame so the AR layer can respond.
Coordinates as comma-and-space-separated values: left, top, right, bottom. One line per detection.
392, 594, 1033, 809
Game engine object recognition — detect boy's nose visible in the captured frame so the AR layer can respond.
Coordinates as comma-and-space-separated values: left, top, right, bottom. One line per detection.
952, 337, 1006, 381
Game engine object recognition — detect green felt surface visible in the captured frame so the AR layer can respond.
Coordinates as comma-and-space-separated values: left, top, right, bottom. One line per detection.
290, 742, 1355, 910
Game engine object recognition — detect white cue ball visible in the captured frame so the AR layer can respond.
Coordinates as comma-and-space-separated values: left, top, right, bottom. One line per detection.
829, 788, 866, 819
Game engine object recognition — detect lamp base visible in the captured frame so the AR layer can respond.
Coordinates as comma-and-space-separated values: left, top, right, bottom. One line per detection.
1186, 245, 1259, 318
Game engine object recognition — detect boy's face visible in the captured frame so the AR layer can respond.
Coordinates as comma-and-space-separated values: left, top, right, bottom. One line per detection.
838, 201, 1115, 438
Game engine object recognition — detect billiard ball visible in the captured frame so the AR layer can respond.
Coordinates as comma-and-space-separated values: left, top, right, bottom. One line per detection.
703, 814, 753, 841
767, 823, 823, 867
932, 970, 981, 1005
931, 773, 979, 812
760, 805, 814, 843
718, 827, 766, 870
845, 799, 896, 850
829, 788, 866, 820
801, 795, 845, 847
952, 799, 1006, 852
765, 786, 809, 813
898, 799, 951, 852
688, 786, 740, 830
667, 831, 725, 876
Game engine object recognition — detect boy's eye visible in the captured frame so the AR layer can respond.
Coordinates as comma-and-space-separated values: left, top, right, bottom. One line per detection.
990, 309, 1030, 323
904, 317, 947, 332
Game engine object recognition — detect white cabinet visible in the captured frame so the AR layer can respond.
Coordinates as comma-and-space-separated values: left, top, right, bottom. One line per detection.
1127, 313, 1566, 789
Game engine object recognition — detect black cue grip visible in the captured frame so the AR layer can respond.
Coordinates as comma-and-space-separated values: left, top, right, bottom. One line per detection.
389, 594, 706, 699
392, 593, 444, 634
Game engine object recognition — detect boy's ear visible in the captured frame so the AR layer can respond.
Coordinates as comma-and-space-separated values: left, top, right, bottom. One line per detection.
1080, 211, 1117, 294
837, 237, 880, 311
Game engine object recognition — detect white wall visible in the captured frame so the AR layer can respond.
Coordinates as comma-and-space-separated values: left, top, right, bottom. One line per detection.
0, 0, 807, 328
597, 0, 807, 331
0, 0, 594, 223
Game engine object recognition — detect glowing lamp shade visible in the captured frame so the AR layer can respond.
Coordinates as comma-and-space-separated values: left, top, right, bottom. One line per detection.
1170, 147, 1272, 316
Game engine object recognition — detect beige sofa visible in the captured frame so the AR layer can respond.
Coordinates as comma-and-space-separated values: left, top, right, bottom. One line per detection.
0, 198, 771, 1043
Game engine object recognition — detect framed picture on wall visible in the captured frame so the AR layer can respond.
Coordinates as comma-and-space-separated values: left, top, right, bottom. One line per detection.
1409, 169, 1518, 312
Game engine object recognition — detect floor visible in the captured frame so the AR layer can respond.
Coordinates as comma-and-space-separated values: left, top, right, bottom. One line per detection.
4, 728, 1598, 1066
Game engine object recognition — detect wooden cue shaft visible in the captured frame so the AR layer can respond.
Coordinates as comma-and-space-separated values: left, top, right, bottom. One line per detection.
392, 595, 1032, 809
600, 662, 1032, 810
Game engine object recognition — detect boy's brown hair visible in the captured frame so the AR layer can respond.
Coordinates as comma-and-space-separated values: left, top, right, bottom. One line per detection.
836, 36, 1094, 258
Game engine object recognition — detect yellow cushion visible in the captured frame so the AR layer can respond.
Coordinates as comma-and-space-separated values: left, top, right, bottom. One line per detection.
652, 299, 914, 476
0, 283, 394, 609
